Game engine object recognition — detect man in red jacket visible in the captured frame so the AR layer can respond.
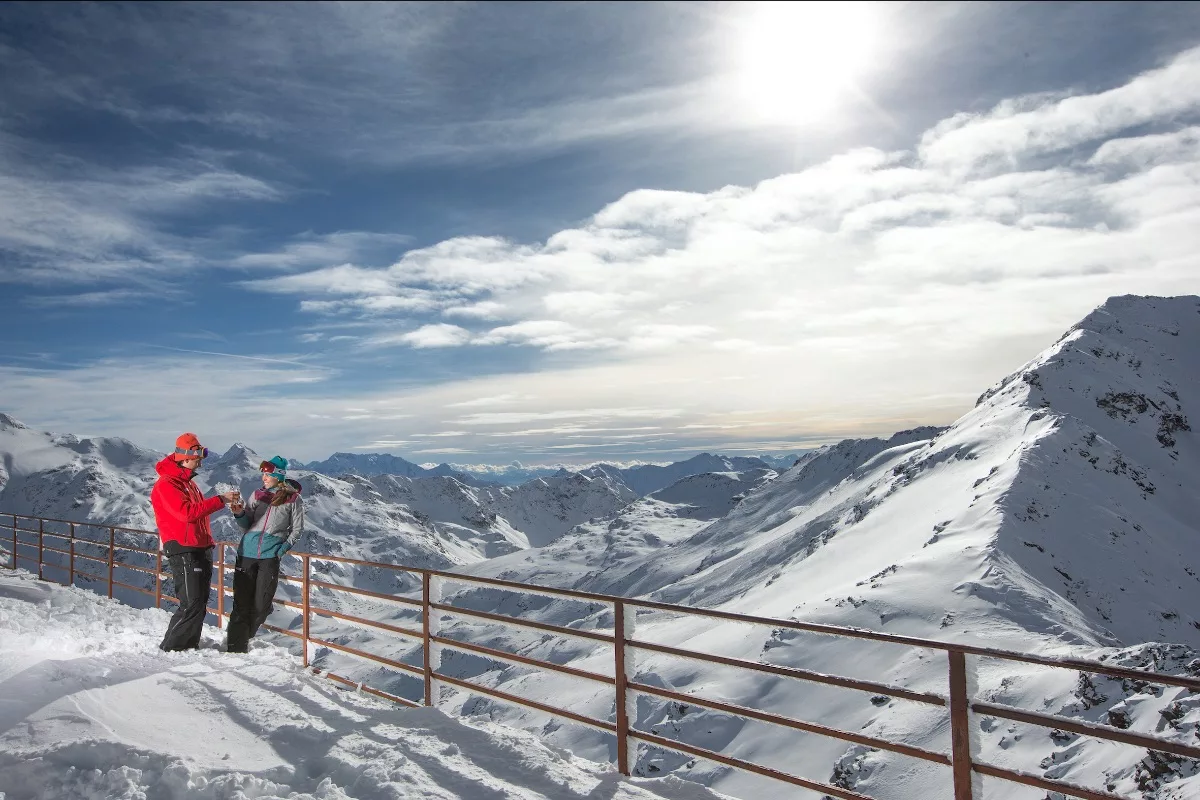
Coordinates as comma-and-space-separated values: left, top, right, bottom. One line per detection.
152, 433, 238, 651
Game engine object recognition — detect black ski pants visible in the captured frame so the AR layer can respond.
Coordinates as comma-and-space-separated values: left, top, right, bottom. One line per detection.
160, 549, 213, 651
225, 556, 281, 653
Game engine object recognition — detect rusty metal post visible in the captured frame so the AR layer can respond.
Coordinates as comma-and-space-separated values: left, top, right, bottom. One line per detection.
948, 650, 975, 800
107, 528, 115, 598
155, 549, 163, 609
37, 519, 44, 580
216, 543, 225, 628
423, 571, 433, 706
302, 555, 311, 667
614, 600, 631, 776
68, 523, 76, 587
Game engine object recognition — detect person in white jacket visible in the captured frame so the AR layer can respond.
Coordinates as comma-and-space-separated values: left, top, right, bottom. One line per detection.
225, 456, 304, 653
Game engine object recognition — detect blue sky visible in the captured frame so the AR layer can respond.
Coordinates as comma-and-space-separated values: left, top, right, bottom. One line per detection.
1, 1, 1199, 464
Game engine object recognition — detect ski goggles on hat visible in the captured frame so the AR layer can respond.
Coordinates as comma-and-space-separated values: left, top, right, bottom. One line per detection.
175, 446, 209, 459
259, 460, 283, 473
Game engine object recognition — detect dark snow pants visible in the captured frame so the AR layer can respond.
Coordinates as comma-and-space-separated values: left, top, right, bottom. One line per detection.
160, 549, 213, 651
225, 556, 281, 653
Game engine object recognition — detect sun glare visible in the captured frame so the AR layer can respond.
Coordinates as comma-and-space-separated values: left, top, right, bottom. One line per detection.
732, 1, 879, 124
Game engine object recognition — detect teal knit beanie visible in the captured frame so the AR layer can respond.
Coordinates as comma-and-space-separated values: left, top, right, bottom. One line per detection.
261, 455, 288, 480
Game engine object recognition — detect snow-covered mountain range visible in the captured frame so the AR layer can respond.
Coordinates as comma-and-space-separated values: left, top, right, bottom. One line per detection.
298, 451, 501, 486
300, 449, 790, 493
424, 295, 1199, 799
1, 294, 1197, 800
0, 415, 773, 566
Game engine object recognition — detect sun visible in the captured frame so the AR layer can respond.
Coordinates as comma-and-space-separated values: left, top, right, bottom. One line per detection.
731, 1, 879, 124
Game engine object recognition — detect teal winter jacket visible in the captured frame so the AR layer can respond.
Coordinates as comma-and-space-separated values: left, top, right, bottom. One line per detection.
235, 480, 305, 559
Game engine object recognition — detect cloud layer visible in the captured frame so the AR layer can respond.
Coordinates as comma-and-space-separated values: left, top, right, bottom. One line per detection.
3, 43, 1199, 462
252, 47, 1200, 350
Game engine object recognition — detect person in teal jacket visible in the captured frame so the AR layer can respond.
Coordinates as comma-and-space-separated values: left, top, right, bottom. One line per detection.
225, 456, 305, 653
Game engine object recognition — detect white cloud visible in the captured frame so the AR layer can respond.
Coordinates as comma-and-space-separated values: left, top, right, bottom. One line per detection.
472, 320, 607, 350
443, 301, 508, 320
0, 132, 285, 284
244, 49, 1189, 372
447, 393, 531, 408
251, 264, 398, 296
918, 46, 1200, 172
230, 231, 413, 271
454, 408, 683, 426
377, 323, 472, 349
22, 289, 166, 308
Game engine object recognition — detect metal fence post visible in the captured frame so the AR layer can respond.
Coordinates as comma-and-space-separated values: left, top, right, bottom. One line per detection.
155, 549, 163, 609
37, 519, 44, 580
423, 571, 433, 706
10, 514, 17, 569
216, 543, 225, 628
615, 600, 631, 776
948, 650, 975, 800
107, 528, 115, 598
68, 523, 76, 587
301, 554, 311, 667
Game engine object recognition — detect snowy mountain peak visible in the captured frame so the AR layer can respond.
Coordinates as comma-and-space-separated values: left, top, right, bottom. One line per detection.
975, 294, 1196, 466
220, 442, 259, 460
0, 412, 28, 430
454, 295, 1200, 652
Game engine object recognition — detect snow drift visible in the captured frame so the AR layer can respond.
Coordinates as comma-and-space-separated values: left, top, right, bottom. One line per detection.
0, 569, 732, 800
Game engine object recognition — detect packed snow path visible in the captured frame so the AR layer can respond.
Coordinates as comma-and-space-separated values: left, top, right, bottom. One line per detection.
0, 571, 728, 800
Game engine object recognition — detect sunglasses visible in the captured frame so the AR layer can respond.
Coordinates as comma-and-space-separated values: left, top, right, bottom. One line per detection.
259, 461, 283, 474
175, 446, 209, 459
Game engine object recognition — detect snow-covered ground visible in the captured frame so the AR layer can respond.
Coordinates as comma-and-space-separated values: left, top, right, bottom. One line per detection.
0, 569, 732, 800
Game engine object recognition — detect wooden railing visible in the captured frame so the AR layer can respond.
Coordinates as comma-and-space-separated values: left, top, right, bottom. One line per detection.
3, 512, 1198, 800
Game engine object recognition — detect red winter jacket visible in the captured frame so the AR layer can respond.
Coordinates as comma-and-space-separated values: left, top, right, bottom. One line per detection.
151, 456, 225, 549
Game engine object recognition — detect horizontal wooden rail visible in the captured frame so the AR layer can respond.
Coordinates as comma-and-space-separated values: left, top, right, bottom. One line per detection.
971, 761, 1125, 800
629, 680, 950, 765
431, 633, 615, 685
428, 567, 618, 606
431, 601, 615, 644
319, 669, 421, 707
632, 637, 946, 706
308, 551, 422, 573
114, 562, 157, 576
433, 671, 616, 734
307, 633, 425, 675
309, 605, 424, 640
973, 701, 1200, 760
262, 623, 303, 640
632, 728, 873, 800
111, 579, 155, 597
310, 577, 423, 606
115, 544, 158, 556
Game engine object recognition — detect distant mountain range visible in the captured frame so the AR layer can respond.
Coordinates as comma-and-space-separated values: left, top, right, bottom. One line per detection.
298, 450, 801, 491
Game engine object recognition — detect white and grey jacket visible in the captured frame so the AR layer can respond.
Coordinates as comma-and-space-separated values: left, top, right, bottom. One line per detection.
234, 482, 305, 559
